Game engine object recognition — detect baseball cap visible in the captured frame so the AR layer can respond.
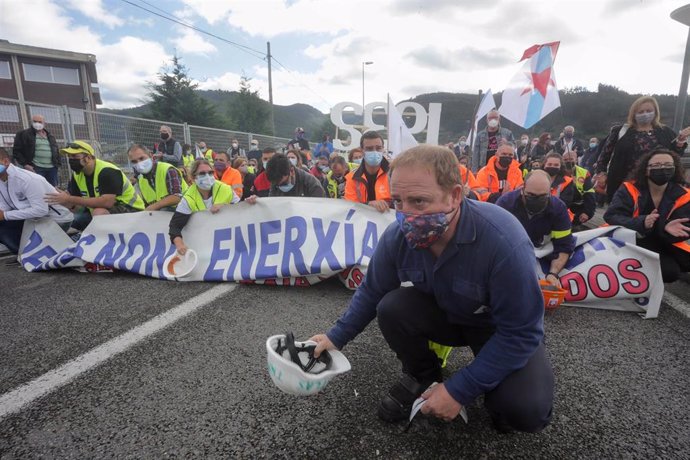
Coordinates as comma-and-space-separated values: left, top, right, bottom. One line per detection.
60, 140, 95, 156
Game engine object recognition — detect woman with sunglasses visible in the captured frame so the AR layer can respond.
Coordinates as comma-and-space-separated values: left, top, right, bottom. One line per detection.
604, 148, 690, 282
168, 159, 239, 255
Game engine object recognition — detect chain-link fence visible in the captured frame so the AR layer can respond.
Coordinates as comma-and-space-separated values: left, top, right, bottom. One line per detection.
0, 97, 301, 187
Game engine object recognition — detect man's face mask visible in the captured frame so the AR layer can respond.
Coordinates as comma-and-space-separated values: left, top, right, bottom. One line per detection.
523, 192, 549, 215
69, 156, 85, 173
395, 204, 459, 250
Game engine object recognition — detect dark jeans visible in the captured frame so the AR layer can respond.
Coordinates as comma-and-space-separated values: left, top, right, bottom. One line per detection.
638, 237, 690, 283
33, 166, 58, 186
0, 219, 24, 254
377, 287, 554, 433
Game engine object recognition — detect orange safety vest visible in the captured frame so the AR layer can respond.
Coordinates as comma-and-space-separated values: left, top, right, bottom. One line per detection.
621, 181, 690, 253
458, 165, 478, 188
215, 166, 243, 198
344, 166, 391, 204
551, 175, 575, 221
473, 157, 524, 202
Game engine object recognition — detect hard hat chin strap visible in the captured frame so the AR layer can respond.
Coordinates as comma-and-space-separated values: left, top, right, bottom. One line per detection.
276, 332, 332, 374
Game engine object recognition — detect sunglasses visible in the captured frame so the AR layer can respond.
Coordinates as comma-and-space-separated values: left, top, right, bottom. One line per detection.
195, 171, 213, 177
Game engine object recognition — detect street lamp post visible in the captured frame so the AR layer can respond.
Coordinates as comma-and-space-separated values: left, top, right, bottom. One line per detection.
671, 4, 690, 132
362, 61, 373, 125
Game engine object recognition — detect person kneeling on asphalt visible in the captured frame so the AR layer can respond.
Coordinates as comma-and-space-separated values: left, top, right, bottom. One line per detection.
245, 153, 325, 203
45, 140, 144, 231
128, 144, 187, 211
0, 148, 73, 259
310, 145, 554, 433
169, 159, 238, 255
496, 170, 575, 288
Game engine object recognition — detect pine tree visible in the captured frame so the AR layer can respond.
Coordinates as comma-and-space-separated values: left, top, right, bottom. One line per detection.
227, 74, 269, 134
147, 56, 219, 127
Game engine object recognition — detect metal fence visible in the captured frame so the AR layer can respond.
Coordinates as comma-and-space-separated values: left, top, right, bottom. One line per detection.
0, 97, 295, 187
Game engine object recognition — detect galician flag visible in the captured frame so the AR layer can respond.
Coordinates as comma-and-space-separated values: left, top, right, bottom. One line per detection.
499, 41, 560, 129
387, 94, 418, 158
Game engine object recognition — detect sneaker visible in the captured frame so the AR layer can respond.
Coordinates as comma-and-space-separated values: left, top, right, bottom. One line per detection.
378, 374, 434, 423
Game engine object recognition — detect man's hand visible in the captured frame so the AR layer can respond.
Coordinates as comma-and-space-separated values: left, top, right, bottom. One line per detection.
644, 209, 660, 230
420, 383, 462, 422
545, 273, 561, 287
45, 188, 72, 206
245, 195, 258, 205
678, 127, 690, 143
209, 204, 223, 214
578, 213, 590, 224
665, 218, 690, 238
175, 243, 187, 256
368, 200, 389, 213
24, 164, 34, 172
309, 334, 336, 358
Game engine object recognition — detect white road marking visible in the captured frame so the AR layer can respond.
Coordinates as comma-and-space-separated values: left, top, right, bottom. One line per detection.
0, 283, 235, 420
663, 290, 690, 319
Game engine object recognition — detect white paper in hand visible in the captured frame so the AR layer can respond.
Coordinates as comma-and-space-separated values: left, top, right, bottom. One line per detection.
406, 382, 469, 429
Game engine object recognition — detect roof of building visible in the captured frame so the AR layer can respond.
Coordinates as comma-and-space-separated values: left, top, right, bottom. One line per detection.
0, 40, 99, 84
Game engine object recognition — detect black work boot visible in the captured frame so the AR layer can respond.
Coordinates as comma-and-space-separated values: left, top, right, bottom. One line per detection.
378, 374, 434, 423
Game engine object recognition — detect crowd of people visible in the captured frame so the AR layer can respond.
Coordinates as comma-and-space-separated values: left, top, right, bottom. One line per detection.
1, 95, 690, 433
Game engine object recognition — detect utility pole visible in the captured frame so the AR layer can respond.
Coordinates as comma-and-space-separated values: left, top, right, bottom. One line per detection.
267, 41, 275, 136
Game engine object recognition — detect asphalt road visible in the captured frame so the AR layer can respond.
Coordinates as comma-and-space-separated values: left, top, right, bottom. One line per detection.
0, 261, 689, 459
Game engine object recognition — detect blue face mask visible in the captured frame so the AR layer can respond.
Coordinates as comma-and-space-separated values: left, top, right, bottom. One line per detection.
0, 164, 6, 175
589, 142, 597, 149
278, 182, 295, 193
352, 158, 362, 165
364, 151, 383, 167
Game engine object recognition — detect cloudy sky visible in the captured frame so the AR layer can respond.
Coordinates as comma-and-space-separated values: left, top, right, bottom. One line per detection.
1, 0, 688, 113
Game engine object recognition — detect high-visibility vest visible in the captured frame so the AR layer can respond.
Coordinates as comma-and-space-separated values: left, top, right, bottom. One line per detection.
572, 166, 593, 196
622, 181, 690, 253
458, 164, 478, 188
182, 180, 234, 212
73, 159, 144, 212
344, 166, 391, 204
473, 157, 524, 202
137, 161, 188, 206
551, 175, 575, 221
183, 154, 195, 169
215, 166, 244, 198
326, 171, 346, 199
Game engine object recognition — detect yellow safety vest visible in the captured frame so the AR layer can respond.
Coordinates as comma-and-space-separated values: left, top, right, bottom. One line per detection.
73, 159, 144, 211
573, 166, 594, 196
182, 180, 234, 212
138, 161, 188, 206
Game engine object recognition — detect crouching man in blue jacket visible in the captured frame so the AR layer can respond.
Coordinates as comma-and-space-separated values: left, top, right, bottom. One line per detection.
311, 145, 553, 433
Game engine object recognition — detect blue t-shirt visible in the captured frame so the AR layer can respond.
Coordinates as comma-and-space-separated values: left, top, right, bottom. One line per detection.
327, 199, 545, 406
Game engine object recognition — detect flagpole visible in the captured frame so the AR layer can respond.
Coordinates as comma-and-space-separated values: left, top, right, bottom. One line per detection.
468, 89, 483, 154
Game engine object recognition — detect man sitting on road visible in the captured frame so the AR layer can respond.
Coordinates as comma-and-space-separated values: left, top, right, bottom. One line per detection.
496, 170, 575, 287
562, 150, 595, 228
473, 143, 524, 203
344, 131, 391, 213
250, 148, 276, 198
0, 148, 73, 259
247, 153, 325, 202
213, 151, 244, 199
128, 144, 186, 211
311, 145, 553, 433
45, 141, 144, 230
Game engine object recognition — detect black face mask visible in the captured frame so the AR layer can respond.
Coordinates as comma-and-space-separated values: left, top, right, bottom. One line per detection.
523, 194, 549, 215
648, 168, 675, 186
160, 133, 170, 140
69, 158, 84, 173
564, 161, 576, 170
544, 166, 560, 177
498, 156, 512, 168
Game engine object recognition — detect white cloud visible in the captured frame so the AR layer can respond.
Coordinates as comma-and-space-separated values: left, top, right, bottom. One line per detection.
180, 0, 234, 25
197, 71, 243, 91
65, 0, 124, 28
171, 28, 218, 56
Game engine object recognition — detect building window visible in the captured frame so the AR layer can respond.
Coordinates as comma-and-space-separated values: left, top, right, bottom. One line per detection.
22, 63, 79, 85
0, 61, 10, 80
0, 104, 20, 122
28, 106, 62, 124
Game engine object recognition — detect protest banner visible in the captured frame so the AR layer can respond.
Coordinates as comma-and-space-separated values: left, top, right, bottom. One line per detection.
18, 200, 662, 318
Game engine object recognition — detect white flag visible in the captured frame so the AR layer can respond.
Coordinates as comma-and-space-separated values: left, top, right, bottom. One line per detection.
387, 94, 418, 158
470, 89, 496, 152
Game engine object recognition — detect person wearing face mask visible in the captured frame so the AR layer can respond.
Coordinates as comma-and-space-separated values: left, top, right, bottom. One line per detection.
542, 152, 575, 218
181, 143, 195, 175
604, 149, 690, 283
344, 131, 392, 212
326, 156, 349, 199
309, 154, 331, 192
212, 152, 243, 199
247, 153, 324, 200
516, 134, 531, 160
232, 157, 255, 202
596, 96, 690, 204
168, 159, 238, 255
0, 148, 73, 261
347, 147, 364, 171
554, 126, 584, 157
453, 136, 470, 159
197, 141, 215, 165
127, 144, 186, 211
496, 170, 575, 287
154, 125, 183, 167
312, 133, 334, 157
309, 145, 553, 432
562, 150, 595, 227
473, 143, 524, 203
580, 137, 600, 175
12, 114, 60, 186
471, 109, 514, 172
290, 127, 311, 152
286, 149, 309, 173
226, 138, 245, 160
529, 133, 552, 164
249, 148, 276, 198
247, 139, 262, 164
45, 141, 144, 231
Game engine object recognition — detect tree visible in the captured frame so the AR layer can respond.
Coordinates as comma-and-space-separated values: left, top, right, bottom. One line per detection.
147, 56, 219, 127
227, 74, 269, 134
